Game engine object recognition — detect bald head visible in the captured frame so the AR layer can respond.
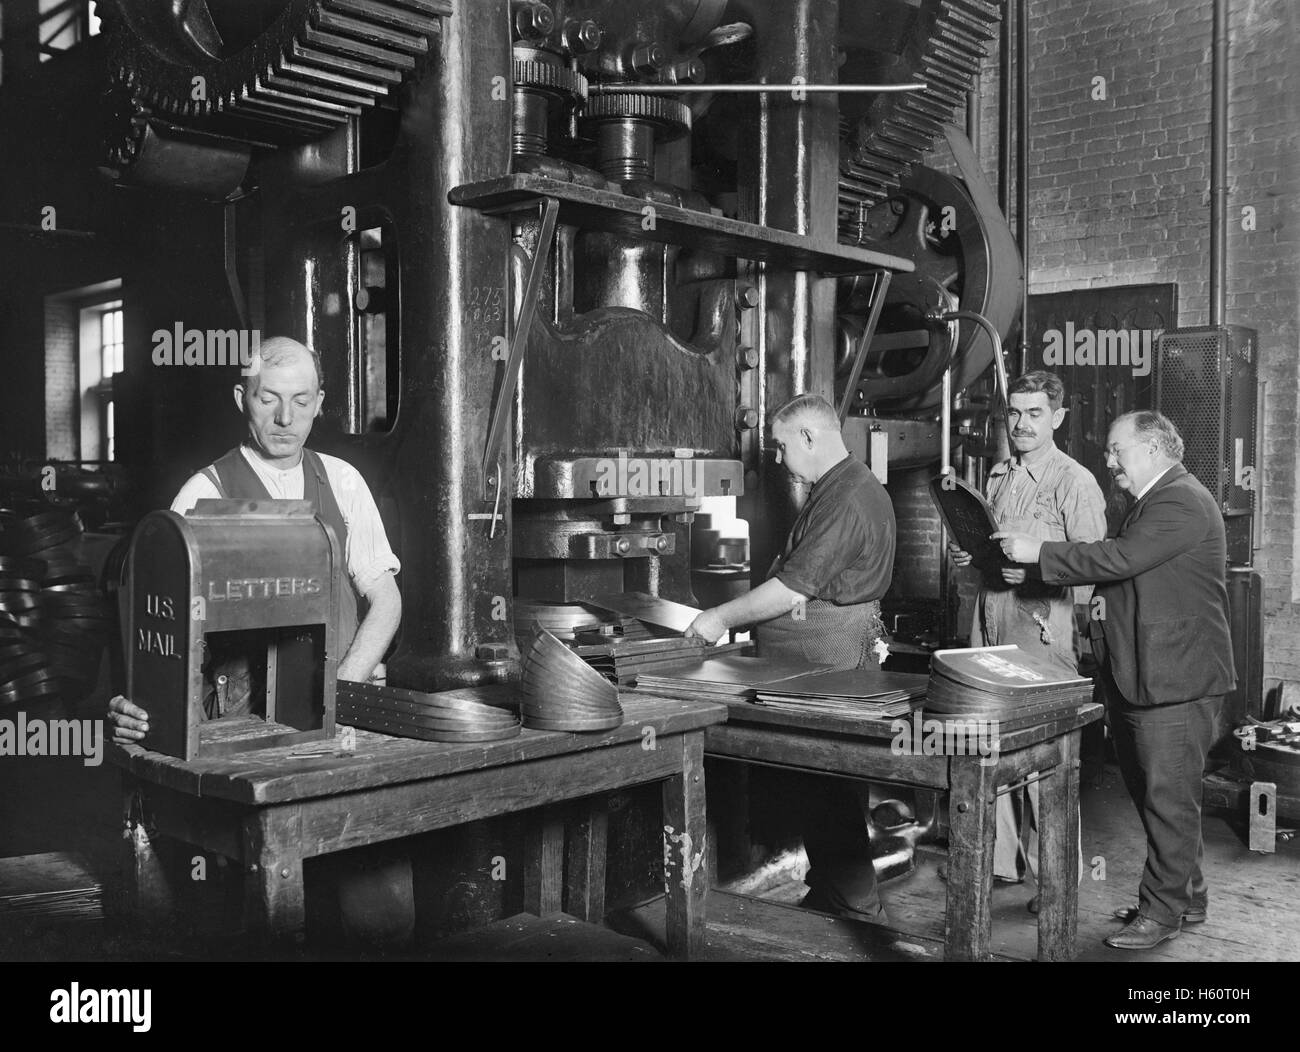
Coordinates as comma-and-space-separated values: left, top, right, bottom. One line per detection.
234, 336, 325, 468
244, 336, 323, 394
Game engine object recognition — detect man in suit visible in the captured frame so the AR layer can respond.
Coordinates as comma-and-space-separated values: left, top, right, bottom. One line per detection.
994, 410, 1235, 950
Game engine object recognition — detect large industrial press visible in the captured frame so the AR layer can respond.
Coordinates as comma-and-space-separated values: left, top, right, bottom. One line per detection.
94, 0, 1021, 694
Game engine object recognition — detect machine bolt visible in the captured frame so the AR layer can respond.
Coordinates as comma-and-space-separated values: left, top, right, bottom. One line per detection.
477, 643, 510, 660
280, 867, 291, 879
738, 345, 759, 370
737, 285, 759, 309
957, 802, 970, 813
616, 537, 632, 554
630, 43, 667, 76
515, 3, 554, 39
565, 19, 602, 53
676, 57, 706, 83
655, 535, 670, 552
613, 512, 631, 525
735, 406, 759, 430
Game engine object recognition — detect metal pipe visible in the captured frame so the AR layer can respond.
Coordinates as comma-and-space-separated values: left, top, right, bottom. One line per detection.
940, 367, 953, 472
934, 309, 1008, 410
966, 74, 981, 159
588, 82, 925, 94
1016, 0, 1029, 373
998, 0, 1014, 218
1210, 0, 1228, 327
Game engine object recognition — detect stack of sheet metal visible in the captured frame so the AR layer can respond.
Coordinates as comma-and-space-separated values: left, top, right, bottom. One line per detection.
336, 681, 521, 742
754, 669, 927, 718
573, 636, 747, 685
519, 627, 623, 731
634, 653, 824, 699
926, 645, 1093, 724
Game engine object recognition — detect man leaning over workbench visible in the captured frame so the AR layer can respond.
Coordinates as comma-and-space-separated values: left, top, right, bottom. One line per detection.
948, 371, 1105, 908
685, 393, 897, 923
107, 335, 400, 742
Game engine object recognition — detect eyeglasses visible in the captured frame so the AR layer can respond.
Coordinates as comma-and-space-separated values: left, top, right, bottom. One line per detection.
1104, 441, 1149, 460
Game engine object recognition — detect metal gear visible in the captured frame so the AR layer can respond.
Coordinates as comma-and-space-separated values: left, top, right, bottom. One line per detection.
838, 0, 1001, 241
581, 92, 692, 140
99, 0, 448, 146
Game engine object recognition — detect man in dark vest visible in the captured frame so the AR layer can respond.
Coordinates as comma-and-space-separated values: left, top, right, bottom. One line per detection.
108, 336, 401, 737
685, 393, 897, 922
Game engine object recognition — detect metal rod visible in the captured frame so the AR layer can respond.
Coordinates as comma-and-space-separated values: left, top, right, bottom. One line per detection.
588, 82, 926, 95
1210, 0, 1228, 328
966, 73, 981, 158
837, 270, 892, 423
481, 195, 559, 497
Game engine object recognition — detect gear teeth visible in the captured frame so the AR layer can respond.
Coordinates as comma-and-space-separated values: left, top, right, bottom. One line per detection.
840, 0, 1001, 243
106, 0, 445, 148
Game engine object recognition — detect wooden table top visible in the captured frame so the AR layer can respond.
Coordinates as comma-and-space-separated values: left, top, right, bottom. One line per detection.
630, 686, 1103, 751
108, 693, 727, 805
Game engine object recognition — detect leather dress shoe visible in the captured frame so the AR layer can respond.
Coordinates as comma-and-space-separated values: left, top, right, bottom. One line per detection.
1113, 902, 1207, 925
1104, 914, 1181, 950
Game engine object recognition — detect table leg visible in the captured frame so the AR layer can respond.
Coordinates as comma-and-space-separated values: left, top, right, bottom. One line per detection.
241, 807, 306, 941
946, 755, 997, 961
1037, 728, 1080, 961
121, 783, 180, 925
662, 732, 707, 960
523, 804, 566, 916
565, 798, 608, 923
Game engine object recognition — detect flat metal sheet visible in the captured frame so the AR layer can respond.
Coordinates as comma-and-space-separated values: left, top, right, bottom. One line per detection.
637, 654, 830, 695
764, 669, 929, 701
576, 592, 702, 635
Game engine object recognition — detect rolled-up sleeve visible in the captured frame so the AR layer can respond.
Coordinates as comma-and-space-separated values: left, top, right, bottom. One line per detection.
335, 463, 401, 593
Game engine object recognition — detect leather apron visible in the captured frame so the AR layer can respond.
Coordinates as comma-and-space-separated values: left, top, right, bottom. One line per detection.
199, 447, 358, 717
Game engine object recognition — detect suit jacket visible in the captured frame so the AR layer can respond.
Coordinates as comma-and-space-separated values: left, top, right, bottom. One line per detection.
1037, 464, 1236, 706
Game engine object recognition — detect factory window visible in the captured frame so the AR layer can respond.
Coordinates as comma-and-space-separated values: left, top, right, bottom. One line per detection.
357, 225, 397, 433
96, 306, 123, 460
35, 0, 98, 63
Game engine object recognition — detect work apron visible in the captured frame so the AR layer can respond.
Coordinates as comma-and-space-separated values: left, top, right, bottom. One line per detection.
198, 447, 359, 717
753, 597, 887, 915
753, 597, 885, 672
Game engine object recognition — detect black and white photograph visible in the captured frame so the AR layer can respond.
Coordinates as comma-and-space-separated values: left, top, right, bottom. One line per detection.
0, 0, 1296, 1016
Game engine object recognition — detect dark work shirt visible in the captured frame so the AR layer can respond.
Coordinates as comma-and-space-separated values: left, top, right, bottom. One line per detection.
770, 456, 896, 604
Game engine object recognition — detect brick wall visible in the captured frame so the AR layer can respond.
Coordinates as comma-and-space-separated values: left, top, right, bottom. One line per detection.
955, 0, 1300, 685
887, 467, 942, 599
43, 296, 77, 460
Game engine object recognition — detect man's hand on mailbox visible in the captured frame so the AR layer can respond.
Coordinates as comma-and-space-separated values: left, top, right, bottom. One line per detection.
108, 695, 150, 743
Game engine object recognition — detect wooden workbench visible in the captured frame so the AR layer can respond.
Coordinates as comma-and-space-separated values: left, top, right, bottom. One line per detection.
632, 687, 1102, 962
109, 693, 726, 959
